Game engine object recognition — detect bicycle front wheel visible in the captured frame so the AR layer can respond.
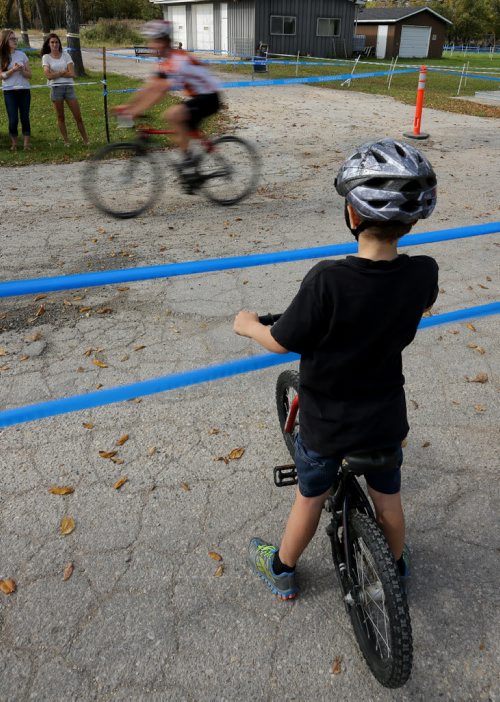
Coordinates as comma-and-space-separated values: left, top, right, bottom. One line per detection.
347, 511, 412, 688
198, 136, 260, 206
276, 370, 300, 460
83, 142, 161, 219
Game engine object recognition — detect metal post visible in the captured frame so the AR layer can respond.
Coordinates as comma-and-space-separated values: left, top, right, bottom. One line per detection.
404, 65, 429, 140
388, 56, 398, 90
103, 47, 110, 144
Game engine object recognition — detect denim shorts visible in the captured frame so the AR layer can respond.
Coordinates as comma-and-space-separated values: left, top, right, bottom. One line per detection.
294, 434, 402, 498
50, 83, 76, 101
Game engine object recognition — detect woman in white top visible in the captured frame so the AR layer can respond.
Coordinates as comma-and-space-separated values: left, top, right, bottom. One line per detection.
0, 29, 32, 150
41, 33, 89, 146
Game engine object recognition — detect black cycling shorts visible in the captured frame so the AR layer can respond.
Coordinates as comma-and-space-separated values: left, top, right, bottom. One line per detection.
185, 93, 220, 129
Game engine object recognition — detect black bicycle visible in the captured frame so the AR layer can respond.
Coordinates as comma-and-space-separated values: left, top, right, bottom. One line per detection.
83, 122, 261, 219
260, 314, 413, 688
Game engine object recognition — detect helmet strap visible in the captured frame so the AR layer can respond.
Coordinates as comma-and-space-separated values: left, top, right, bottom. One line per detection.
344, 202, 372, 240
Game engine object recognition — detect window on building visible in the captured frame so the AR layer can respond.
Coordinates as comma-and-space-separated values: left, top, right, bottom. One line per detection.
317, 18, 340, 37
270, 16, 296, 36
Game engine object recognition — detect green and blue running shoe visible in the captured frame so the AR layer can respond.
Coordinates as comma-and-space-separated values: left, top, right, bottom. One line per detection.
248, 538, 299, 600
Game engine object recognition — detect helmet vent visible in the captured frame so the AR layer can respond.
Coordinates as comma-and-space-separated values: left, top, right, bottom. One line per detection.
401, 181, 421, 193
372, 150, 387, 164
395, 143, 406, 158
365, 177, 387, 188
401, 200, 419, 213
370, 199, 389, 209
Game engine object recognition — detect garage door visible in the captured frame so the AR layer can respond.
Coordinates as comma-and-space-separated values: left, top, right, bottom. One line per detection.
399, 25, 431, 58
170, 5, 187, 49
194, 3, 214, 51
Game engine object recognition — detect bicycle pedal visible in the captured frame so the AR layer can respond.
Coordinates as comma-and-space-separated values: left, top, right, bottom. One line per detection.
273, 464, 298, 487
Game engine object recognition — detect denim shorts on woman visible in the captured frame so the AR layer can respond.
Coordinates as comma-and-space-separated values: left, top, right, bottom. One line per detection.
294, 433, 402, 498
50, 83, 76, 101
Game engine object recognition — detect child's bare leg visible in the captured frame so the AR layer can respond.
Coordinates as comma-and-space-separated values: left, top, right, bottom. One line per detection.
165, 103, 191, 153
367, 487, 405, 560
278, 486, 331, 567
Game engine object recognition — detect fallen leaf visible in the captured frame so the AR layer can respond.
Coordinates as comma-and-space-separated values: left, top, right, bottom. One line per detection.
410, 400, 419, 410
485, 276, 492, 282
35, 304, 46, 318
180, 482, 190, 492
117, 286, 129, 292
93, 359, 108, 368
113, 476, 128, 490
79, 307, 91, 313
401, 439, 408, 448
447, 329, 459, 335
208, 428, 220, 435
0, 364, 11, 372
110, 457, 125, 465
96, 383, 104, 389
34, 294, 47, 302
479, 642, 486, 651
26, 331, 42, 342
466, 323, 477, 332
0, 578, 17, 595
73, 295, 84, 301
331, 656, 342, 675
466, 373, 488, 384
60, 516, 75, 535
99, 450, 117, 459
63, 299, 73, 306
82, 422, 94, 429
147, 447, 156, 457
0, 348, 8, 356
227, 448, 245, 460
120, 354, 129, 362
116, 434, 129, 446
451, 400, 460, 406
422, 310, 432, 317
63, 562, 74, 581
478, 284, 488, 289
474, 404, 486, 413
209, 551, 223, 562
215, 456, 229, 464
83, 348, 93, 357
49, 486, 74, 495
96, 307, 113, 315
133, 345, 146, 351
19, 355, 29, 362
97, 226, 106, 234
421, 441, 431, 448
213, 564, 224, 577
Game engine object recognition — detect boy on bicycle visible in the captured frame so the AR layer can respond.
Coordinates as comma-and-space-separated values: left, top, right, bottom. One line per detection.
115, 20, 221, 174
234, 138, 438, 599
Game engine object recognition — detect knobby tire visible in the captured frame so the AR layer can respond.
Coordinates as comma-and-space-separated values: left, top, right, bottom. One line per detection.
276, 370, 300, 460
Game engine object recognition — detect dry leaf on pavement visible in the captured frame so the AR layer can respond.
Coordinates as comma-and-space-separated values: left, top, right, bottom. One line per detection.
93, 359, 108, 368
0, 578, 17, 594
466, 373, 488, 384
113, 476, 128, 490
49, 486, 74, 495
116, 434, 129, 446
35, 304, 46, 318
209, 551, 223, 562
63, 563, 74, 581
474, 404, 486, 413
99, 450, 117, 459
466, 323, 477, 332
331, 656, 342, 675
213, 564, 224, 577
60, 516, 75, 535
82, 422, 94, 429
227, 448, 245, 460
180, 482, 190, 492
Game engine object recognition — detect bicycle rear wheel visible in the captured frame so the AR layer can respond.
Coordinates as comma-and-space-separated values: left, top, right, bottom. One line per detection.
198, 136, 260, 206
276, 370, 300, 460
83, 142, 161, 219
346, 511, 412, 688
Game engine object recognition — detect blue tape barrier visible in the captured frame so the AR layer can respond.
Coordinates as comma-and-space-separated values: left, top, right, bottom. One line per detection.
0, 222, 498, 300
429, 68, 500, 82
105, 68, 418, 95
0, 301, 497, 429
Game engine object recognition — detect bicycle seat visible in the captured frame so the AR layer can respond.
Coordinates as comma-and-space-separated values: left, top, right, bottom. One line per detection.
341, 448, 400, 477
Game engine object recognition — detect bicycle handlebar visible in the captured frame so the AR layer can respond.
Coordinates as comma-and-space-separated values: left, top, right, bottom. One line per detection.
258, 313, 282, 326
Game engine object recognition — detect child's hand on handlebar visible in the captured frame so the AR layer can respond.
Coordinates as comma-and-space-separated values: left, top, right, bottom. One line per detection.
234, 310, 259, 338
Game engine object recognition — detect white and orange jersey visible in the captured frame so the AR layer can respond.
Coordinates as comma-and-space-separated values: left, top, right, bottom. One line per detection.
156, 49, 220, 97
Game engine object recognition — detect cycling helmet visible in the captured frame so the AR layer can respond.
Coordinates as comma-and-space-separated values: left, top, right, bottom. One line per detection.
335, 138, 437, 237
142, 20, 174, 40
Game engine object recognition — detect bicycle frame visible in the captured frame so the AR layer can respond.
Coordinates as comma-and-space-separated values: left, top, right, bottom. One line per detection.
135, 125, 215, 154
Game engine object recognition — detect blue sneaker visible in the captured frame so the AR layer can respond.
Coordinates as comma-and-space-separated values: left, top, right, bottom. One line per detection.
398, 544, 411, 595
248, 538, 299, 600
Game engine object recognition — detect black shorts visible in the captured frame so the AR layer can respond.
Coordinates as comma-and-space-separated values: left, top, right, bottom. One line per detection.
185, 93, 220, 129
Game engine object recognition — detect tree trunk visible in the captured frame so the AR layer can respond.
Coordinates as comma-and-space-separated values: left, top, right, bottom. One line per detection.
35, 0, 51, 38
17, 0, 30, 47
65, 0, 85, 77
3, 0, 14, 27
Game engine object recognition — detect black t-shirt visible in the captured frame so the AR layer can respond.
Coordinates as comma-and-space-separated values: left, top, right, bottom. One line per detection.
271, 254, 439, 456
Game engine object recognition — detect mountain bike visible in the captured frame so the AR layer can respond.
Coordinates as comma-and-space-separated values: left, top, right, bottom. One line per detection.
83, 122, 260, 219
259, 313, 413, 689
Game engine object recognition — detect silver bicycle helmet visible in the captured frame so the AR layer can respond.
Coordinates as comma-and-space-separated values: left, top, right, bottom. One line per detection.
335, 138, 437, 235
142, 20, 174, 40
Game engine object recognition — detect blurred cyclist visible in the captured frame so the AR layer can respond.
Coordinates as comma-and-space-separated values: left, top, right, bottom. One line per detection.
115, 20, 222, 174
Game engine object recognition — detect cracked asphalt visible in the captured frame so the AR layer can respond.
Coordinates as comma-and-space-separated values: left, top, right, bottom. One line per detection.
0, 51, 499, 701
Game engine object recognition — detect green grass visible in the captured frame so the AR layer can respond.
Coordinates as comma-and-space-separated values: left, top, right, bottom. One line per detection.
0, 61, 224, 166
226, 54, 500, 119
